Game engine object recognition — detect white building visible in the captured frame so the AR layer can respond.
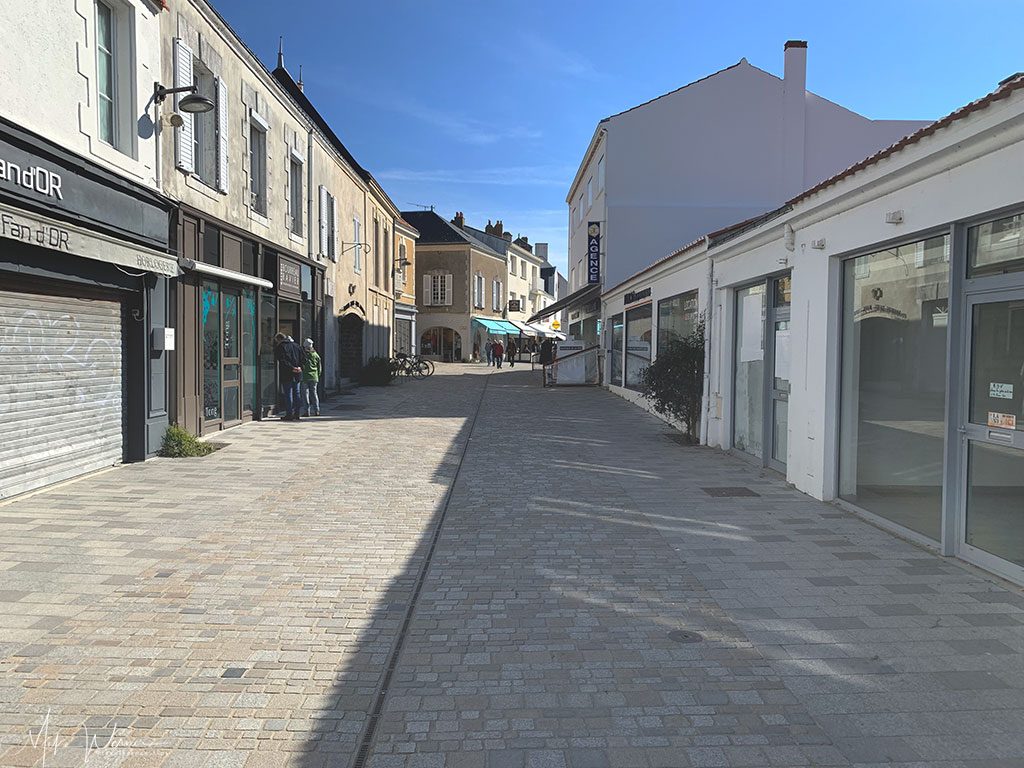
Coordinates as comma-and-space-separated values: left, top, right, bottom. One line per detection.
559, 41, 927, 345
604, 73, 1024, 586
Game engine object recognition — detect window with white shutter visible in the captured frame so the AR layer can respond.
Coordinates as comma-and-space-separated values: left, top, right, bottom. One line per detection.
330, 194, 338, 262
443, 274, 453, 306
353, 216, 362, 272
422, 274, 433, 306
173, 39, 194, 173
318, 186, 329, 257
216, 76, 228, 193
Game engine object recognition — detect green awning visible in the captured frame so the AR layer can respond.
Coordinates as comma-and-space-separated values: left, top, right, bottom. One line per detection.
473, 317, 520, 334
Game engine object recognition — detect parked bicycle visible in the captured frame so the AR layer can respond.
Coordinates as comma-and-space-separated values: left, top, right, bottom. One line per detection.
389, 352, 434, 379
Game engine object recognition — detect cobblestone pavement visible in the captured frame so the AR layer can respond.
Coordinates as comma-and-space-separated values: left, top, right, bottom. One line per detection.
1, 366, 1023, 768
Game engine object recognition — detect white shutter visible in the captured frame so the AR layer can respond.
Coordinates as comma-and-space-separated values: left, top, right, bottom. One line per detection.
318, 186, 328, 256
216, 76, 229, 193
422, 275, 433, 306
330, 195, 339, 262
444, 274, 453, 306
173, 39, 195, 173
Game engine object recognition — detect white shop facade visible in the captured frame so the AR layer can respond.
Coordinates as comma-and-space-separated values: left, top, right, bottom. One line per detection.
607, 76, 1024, 584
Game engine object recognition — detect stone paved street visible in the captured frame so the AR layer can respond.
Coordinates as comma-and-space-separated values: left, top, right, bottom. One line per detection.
2, 365, 1024, 768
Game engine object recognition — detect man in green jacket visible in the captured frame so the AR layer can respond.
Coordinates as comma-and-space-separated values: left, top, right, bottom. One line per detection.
301, 338, 322, 417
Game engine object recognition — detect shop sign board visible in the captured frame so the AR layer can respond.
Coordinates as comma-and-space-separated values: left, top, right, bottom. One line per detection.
0, 200, 178, 276
624, 287, 651, 306
508, 299, 521, 313
278, 259, 302, 297
587, 222, 601, 284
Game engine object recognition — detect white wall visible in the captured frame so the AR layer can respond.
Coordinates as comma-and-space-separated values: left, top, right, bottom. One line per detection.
0, 0, 162, 187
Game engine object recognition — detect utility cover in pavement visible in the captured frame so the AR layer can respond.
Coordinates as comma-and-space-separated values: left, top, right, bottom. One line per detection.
668, 630, 704, 643
702, 486, 760, 497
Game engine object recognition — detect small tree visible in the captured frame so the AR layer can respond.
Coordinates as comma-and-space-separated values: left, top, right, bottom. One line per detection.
640, 318, 705, 442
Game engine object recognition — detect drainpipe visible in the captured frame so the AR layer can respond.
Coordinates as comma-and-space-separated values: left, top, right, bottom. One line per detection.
700, 251, 714, 446
306, 128, 314, 262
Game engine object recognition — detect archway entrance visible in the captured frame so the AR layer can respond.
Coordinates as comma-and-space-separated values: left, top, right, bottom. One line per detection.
420, 327, 462, 362
338, 313, 364, 381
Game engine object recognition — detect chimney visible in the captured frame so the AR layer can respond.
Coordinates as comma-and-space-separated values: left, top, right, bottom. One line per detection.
277, 37, 285, 70
782, 40, 807, 197
502, 231, 512, 242
535, 243, 549, 261
452, 211, 465, 229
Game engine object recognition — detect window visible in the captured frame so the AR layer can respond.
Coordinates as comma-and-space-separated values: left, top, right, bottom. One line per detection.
318, 186, 337, 260
249, 120, 267, 215
193, 62, 218, 187
474, 273, 484, 308
288, 155, 303, 236
520, 261, 526, 278
492, 280, 502, 311
510, 255, 517, 274
969, 213, 1024, 277
570, 206, 577, 230
587, 177, 593, 209
353, 216, 362, 271
597, 155, 605, 190
95, 1, 116, 146
423, 273, 452, 306
384, 227, 390, 291
398, 242, 407, 285
657, 290, 699, 354
373, 217, 381, 286
609, 313, 624, 386
624, 304, 652, 390
839, 236, 950, 541
577, 194, 584, 224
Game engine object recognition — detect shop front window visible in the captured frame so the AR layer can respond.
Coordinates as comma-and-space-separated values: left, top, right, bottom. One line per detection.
969, 213, 1024, 278
624, 304, 652, 391
609, 313, 623, 387
839, 235, 949, 540
243, 288, 257, 413
657, 290, 699, 354
734, 283, 765, 457
202, 281, 221, 421
260, 293, 277, 415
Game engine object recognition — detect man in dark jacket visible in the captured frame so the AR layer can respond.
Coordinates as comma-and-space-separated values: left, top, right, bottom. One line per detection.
274, 333, 305, 420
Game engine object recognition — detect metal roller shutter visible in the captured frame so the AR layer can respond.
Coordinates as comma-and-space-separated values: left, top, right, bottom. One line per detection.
0, 289, 124, 499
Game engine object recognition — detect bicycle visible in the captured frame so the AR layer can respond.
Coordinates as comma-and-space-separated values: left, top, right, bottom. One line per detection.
390, 352, 432, 379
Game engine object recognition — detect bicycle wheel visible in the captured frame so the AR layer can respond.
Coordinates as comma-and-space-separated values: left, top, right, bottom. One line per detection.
411, 360, 430, 379
418, 358, 435, 376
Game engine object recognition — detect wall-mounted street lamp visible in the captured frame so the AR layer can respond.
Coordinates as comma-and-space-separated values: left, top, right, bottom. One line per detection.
340, 242, 371, 255
153, 82, 215, 113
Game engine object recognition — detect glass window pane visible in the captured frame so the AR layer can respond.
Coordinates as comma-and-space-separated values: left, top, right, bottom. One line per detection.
300, 266, 313, 302
969, 214, 1024, 278
733, 284, 765, 457
259, 293, 277, 414
98, 99, 114, 145
223, 292, 238, 359
970, 300, 1024, 431
202, 281, 221, 421
773, 399, 788, 464
624, 305, 652, 391
243, 288, 257, 413
967, 442, 1024, 566
203, 225, 220, 266
657, 290, 698, 354
223, 385, 240, 424
610, 313, 623, 387
773, 320, 791, 392
96, 3, 113, 49
839, 236, 949, 540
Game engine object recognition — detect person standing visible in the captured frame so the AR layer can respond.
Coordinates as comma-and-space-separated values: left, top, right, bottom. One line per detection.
485, 339, 494, 367
274, 333, 304, 420
540, 338, 555, 387
506, 338, 517, 368
493, 339, 504, 369
301, 338, 322, 417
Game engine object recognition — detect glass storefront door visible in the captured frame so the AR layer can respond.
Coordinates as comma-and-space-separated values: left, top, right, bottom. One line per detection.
768, 277, 792, 471
961, 291, 1024, 574
222, 290, 241, 424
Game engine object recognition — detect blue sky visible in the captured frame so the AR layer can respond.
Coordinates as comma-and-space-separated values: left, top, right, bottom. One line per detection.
214, 0, 1024, 272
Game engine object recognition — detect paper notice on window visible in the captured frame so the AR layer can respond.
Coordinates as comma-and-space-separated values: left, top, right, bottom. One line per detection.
739, 294, 764, 363
774, 329, 791, 381
990, 383, 1014, 400
988, 412, 1017, 429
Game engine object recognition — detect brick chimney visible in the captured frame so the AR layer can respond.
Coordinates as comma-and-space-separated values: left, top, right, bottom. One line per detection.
514, 235, 532, 252
783, 40, 807, 198
502, 231, 512, 242
451, 211, 465, 229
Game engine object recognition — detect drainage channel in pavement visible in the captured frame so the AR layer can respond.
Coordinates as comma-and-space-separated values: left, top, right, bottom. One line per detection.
350, 369, 494, 768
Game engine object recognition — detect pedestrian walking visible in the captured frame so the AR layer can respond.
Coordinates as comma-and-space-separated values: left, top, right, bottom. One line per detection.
301, 338, 322, 417
540, 338, 555, 387
506, 338, 517, 368
274, 332, 304, 420
493, 340, 504, 369
485, 339, 494, 366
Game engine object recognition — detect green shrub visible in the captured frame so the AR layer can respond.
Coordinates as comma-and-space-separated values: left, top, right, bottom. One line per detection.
160, 424, 214, 458
639, 317, 706, 443
359, 356, 394, 386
